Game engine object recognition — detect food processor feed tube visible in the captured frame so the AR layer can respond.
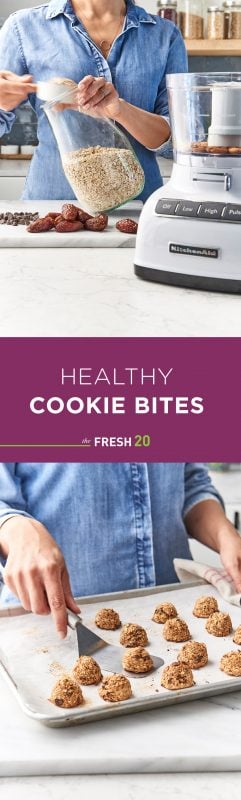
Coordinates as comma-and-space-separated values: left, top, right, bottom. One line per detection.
134, 73, 241, 293
43, 87, 144, 214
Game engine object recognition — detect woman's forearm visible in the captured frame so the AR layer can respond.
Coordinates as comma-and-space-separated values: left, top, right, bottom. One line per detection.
184, 499, 238, 552
116, 99, 171, 149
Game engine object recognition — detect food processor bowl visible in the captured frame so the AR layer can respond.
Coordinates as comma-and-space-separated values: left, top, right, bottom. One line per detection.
166, 72, 241, 159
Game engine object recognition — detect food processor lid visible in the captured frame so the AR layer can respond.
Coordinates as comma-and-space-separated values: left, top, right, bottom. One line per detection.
157, 0, 177, 5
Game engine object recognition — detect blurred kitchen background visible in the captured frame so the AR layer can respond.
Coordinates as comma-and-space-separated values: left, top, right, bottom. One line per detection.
1, 1, 241, 198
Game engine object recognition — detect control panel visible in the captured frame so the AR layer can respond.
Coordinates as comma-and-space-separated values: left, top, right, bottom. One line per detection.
155, 199, 241, 223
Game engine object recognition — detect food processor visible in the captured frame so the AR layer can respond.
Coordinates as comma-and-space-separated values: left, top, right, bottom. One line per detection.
134, 73, 241, 293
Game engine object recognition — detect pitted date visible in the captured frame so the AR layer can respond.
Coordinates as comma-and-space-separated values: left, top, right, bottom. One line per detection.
85, 214, 108, 231
27, 216, 54, 233
116, 218, 138, 234
78, 208, 93, 223
55, 219, 84, 233
61, 203, 80, 221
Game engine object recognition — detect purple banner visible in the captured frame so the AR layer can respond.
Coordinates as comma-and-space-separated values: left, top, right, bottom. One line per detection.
0, 337, 239, 461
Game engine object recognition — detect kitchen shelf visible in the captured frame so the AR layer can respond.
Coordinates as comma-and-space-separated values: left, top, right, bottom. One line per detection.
186, 39, 241, 56
0, 154, 32, 160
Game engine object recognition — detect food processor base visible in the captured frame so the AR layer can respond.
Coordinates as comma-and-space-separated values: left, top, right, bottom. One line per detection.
134, 264, 241, 294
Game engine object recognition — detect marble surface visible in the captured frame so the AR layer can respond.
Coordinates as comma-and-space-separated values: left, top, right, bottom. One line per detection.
1, 665, 241, 777
1, 246, 241, 336
1, 774, 241, 800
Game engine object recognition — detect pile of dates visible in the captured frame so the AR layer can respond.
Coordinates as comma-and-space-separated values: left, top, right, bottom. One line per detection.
27, 204, 138, 235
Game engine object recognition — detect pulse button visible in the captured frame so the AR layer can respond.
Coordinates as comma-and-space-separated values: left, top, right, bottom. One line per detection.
222, 204, 241, 222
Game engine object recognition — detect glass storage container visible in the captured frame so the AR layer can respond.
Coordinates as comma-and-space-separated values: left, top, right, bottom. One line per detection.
178, 0, 204, 39
207, 6, 225, 38
166, 72, 241, 161
43, 86, 145, 214
223, 1, 241, 38
157, 1, 178, 23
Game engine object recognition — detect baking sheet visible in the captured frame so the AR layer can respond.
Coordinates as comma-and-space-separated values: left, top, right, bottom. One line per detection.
0, 581, 241, 728
0, 201, 141, 248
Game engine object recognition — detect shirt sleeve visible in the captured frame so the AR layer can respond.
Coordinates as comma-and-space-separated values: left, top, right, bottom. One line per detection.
154, 25, 188, 156
0, 462, 33, 521
0, 14, 28, 137
183, 463, 224, 519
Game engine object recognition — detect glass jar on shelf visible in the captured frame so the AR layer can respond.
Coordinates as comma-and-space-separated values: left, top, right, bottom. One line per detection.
157, 1, 178, 23
207, 6, 225, 39
178, 1, 205, 39
223, 1, 241, 38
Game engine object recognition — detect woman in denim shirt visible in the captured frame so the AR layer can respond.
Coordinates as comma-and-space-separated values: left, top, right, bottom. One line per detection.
0, 462, 241, 636
0, 1, 187, 201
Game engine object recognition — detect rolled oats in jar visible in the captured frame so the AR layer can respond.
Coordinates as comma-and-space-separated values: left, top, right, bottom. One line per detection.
207, 6, 225, 38
178, 0, 204, 39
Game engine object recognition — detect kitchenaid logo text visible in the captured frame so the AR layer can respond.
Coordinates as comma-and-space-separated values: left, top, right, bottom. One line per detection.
29, 366, 204, 416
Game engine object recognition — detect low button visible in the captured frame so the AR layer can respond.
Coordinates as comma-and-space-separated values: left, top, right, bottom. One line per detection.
175, 201, 200, 218
197, 203, 224, 220
222, 204, 241, 223
155, 199, 179, 216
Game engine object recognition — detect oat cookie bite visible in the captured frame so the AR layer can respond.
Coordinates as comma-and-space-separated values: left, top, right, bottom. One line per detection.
99, 674, 132, 703
50, 676, 84, 708
122, 646, 153, 674
163, 617, 191, 643
178, 641, 208, 669
72, 655, 102, 685
161, 662, 195, 691
193, 595, 219, 618
120, 623, 148, 647
152, 602, 177, 624
220, 651, 241, 677
206, 612, 232, 637
95, 608, 121, 630
233, 625, 241, 645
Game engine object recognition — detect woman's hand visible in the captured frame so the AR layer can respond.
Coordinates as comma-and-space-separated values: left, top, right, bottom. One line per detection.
1, 517, 79, 637
78, 75, 121, 119
218, 527, 241, 594
0, 71, 37, 112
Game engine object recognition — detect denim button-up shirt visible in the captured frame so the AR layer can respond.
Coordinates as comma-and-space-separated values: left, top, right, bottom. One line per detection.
0, 1, 187, 201
0, 462, 222, 605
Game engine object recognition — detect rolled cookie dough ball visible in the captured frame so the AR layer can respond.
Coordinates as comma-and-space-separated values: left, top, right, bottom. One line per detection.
72, 655, 102, 685
178, 641, 208, 669
193, 595, 219, 618
95, 608, 121, 630
122, 646, 153, 674
50, 676, 83, 708
220, 651, 241, 677
120, 623, 148, 647
161, 662, 195, 691
163, 617, 191, 643
233, 625, 241, 645
206, 612, 232, 637
152, 602, 177, 624
99, 674, 132, 702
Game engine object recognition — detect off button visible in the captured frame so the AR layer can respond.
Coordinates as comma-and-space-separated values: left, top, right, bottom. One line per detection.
155, 199, 179, 215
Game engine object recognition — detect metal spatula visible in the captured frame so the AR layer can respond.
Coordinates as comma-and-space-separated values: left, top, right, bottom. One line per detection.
67, 609, 164, 678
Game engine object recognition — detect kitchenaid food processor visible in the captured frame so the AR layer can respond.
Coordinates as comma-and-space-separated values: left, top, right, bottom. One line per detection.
135, 73, 241, 293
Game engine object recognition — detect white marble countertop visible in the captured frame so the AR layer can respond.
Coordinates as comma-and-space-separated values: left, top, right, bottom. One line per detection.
1, 246, 241, 336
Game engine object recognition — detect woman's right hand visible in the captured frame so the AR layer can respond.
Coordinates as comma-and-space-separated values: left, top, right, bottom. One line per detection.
0, 71, 37, 111
0, 516, 79, 637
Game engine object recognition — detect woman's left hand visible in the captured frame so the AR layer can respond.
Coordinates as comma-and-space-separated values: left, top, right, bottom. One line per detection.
77, 75, 121, 119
